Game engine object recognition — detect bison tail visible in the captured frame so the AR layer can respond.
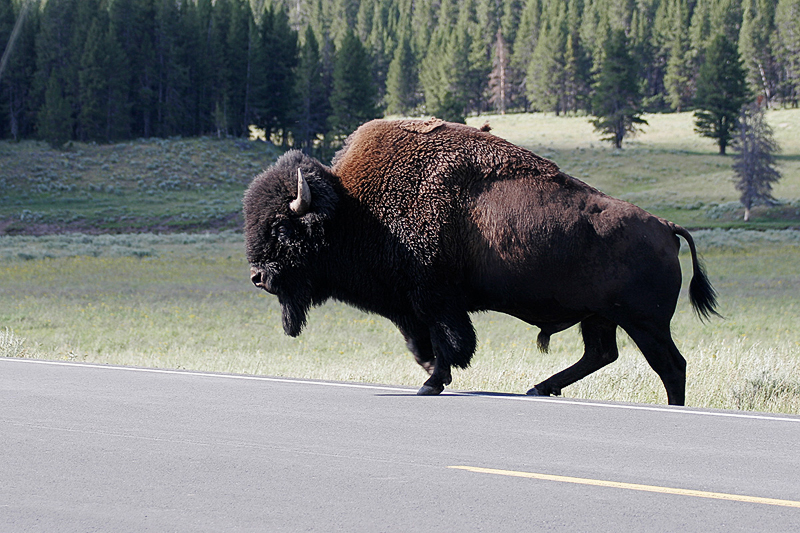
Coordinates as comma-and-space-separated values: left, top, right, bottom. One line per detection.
688, 260, 721, 321
672, 224, 721, 321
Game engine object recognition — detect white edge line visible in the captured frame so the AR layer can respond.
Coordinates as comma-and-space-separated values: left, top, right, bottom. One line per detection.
3, 358, 799, 423
1, 358, 407, 393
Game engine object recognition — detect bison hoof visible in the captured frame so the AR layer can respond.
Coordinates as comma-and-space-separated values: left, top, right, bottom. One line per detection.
526, 386, 549, 397
417, 384, 444, 396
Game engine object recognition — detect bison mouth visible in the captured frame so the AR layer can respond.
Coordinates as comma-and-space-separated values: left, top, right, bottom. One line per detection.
250, 264, 311, 337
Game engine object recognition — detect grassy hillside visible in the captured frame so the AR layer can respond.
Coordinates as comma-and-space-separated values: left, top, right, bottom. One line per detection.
0, 137, 281, 235
466, 109, 800, 228
2, 110, 799, 235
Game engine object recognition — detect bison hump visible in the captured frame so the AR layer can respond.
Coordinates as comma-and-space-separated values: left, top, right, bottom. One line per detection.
396, 117, 445, 134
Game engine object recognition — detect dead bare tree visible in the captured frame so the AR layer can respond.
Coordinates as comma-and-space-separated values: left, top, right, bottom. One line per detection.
732, 101, 782, 222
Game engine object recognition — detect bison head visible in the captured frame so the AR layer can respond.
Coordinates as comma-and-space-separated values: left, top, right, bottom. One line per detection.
243, 150, 339, 337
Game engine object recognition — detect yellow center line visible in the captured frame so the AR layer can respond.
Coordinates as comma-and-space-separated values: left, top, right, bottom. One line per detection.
449, 466, 800, 509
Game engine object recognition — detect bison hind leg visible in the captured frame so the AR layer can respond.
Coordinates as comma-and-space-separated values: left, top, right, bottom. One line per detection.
619, 320, 686, 406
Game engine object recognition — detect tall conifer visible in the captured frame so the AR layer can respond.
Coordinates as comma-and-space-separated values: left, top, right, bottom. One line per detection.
591, 29, 647, 149
739, 0, 777, 105
386, 26, 419, 115
773, 0, 800, 105
733, 101, 782, 221
526, 1, 567, 114
38, 72, 72, 147
328, 28, 379, 137
663, 0, 693, 111
292, 25, 328, 153
0, 0, 13, 136
694, 33, 749, 155
77, 16, 107, 141
254, 5, 298, 144
2, 0, 37, 140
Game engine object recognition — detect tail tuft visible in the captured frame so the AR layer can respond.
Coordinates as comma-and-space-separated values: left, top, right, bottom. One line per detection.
672, 223, 722, 321
689, 260, 722, 321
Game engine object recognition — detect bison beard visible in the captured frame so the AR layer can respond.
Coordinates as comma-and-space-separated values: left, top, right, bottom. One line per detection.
279, 291, 311, 338
243, 119, 719, 405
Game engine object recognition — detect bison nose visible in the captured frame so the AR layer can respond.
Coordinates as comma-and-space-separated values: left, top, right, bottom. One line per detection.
250, 266, 264, 287
250, 266, 276, 293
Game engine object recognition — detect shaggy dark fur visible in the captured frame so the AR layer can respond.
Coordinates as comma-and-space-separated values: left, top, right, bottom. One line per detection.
243, 118, 719, 404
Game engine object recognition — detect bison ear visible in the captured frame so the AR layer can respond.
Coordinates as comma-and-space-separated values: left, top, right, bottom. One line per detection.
290, 168, 312, 215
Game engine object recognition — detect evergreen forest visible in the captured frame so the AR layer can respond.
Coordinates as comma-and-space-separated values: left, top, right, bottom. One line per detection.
1, 0, 799, 149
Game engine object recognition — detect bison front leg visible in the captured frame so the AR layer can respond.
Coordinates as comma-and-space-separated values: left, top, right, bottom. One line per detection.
416, 312, 476, 396
397, 321, 436, 375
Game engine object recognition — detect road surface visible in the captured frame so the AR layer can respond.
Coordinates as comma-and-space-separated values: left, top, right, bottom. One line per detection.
2, 358, 799, 531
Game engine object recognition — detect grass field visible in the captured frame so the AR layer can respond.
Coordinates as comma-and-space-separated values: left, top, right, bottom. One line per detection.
2, 111, 799, 413
467, 110, 800, 228
0, 137, 281, 234
1, 230, 799, 413
2, 110, 799, 234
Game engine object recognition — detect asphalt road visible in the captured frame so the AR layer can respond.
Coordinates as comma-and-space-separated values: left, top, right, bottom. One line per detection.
2, 358, 800, 532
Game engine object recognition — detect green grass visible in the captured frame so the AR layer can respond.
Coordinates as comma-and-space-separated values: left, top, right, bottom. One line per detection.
2, 110, 799, 235
467, 110, 800, 228
0, 137, 281, 234
2, 230, 799, 413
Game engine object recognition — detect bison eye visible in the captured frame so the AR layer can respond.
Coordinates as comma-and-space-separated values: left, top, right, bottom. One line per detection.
273, 222, 293, 244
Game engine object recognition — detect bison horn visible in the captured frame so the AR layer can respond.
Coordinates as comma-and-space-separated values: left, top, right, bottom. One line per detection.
290, 168, 312, 215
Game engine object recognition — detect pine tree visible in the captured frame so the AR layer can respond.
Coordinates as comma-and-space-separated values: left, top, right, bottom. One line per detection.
34, 0, 80, 144
629, 0, 664, 111
590, 29, 647, 149
135, 0, 158, 138
206, 0, 231, 137
419, 1, 471, 122
360, 0, 395, 109
510, 0, 543, 110
711, 0, 744, 45
462, 0, 491, 115
103, 21, 131, 141
385, 26, 419, 115
526, 1, 567, 114
738, 0, 777, 106
410, 0, 436, 57
188, 0, 214, 135
773, 0, 800, 105
0, 0, 37, 140
489, 29, 510, 114
0, 0, 15, 137
223, 0, 253, 137
254, 4, 298, 144
499, 0, 524, 110
292, 25, 329, 153
500, 0, 523, 48
77, 16, 107, 141
732, 102, 781, 221
38, 72, 72, 148
694, 33, 749, 155
563, 0, 591, 114
663, 0, 692, 112
688, 0, 714, 63
328, 28, 379, 137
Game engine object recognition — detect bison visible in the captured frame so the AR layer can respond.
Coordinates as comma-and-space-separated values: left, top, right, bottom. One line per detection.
243, 118, 718, 405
